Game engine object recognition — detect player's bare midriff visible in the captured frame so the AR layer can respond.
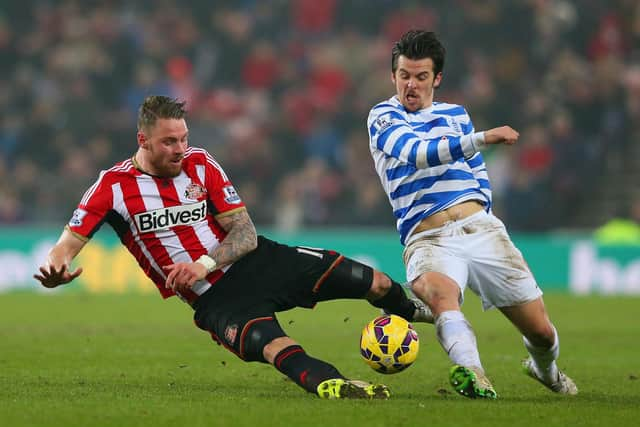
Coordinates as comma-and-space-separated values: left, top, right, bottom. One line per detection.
412, 200, 484, 235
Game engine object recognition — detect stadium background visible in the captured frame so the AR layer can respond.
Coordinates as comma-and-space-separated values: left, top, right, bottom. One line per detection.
1, 0, 639, 295
1, 3, 640, 427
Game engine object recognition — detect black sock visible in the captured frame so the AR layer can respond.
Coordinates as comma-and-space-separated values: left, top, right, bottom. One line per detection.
369, 280, 415, 321
273, 345, 345, 394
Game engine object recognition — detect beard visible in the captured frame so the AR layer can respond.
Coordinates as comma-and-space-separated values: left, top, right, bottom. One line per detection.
149, 156, 183, 177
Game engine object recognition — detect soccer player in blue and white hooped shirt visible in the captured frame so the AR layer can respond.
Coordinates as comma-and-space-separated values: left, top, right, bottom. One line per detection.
367, 30, 577, 398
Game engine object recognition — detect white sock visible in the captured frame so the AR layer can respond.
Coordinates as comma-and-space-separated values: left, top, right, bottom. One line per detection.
523, 326, 560, 383
435, 310, 483, 371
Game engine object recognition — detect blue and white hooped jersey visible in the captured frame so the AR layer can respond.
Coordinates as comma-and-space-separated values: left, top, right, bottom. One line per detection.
367, 96, 491, 245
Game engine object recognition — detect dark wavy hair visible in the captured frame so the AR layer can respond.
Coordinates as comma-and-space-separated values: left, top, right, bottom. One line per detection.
391, 30, 446, 75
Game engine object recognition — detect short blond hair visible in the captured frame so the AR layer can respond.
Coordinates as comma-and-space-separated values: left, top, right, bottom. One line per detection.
137, 96, 186, 133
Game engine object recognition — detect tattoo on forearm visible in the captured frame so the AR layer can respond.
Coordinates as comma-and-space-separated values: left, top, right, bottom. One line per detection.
210, 211, 257, 267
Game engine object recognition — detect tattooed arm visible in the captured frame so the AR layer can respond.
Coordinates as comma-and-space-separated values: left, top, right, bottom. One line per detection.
209, 208, 258, 268
163, 207, 258, 292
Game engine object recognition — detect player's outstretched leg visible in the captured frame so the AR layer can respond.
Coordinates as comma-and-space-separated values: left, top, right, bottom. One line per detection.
449, 365, 497, 399
270, 341, 390, 399
522, 357, 578, 395
317, 379, 390, 400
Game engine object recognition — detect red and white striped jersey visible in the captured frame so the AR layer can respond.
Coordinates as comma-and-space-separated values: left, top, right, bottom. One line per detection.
66, 147, 245, 303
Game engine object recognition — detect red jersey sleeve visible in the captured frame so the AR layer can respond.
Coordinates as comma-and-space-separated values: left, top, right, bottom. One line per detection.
67, 170, 114, 239
202, 151, 245, 215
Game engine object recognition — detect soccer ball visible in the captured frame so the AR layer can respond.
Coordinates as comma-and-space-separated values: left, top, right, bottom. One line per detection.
359, 314, 419, 374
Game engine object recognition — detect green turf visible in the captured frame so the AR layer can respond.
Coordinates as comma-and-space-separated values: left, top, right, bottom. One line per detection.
1, 291, 639, 427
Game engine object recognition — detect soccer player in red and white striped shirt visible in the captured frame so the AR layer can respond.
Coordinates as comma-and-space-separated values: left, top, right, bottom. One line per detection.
34, 95, 431, 400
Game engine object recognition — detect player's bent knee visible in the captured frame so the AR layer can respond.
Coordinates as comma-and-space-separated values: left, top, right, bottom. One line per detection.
241, 319, 288, 363
411, 272, 459, 304
410, 275, 428, 299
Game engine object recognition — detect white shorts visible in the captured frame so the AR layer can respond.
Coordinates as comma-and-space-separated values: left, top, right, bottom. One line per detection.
403, 210, 542, 310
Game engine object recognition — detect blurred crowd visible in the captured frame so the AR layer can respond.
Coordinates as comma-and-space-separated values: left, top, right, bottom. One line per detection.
1, 0, 639, 231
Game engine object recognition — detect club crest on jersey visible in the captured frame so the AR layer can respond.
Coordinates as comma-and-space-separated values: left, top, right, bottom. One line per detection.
224, 324, 238, 345
184, 182, 207, 200
69, 209, 88, 227
222, 185, 241, 204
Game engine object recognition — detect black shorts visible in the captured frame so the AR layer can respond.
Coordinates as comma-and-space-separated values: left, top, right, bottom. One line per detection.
192, 236, 373, 361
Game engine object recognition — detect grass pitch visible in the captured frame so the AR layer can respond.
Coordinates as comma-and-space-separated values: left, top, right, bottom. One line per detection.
1, 291, 638, 427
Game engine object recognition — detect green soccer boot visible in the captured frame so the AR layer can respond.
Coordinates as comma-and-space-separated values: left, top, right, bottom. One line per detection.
449, 365, 497, 399
317, 379, 390, 400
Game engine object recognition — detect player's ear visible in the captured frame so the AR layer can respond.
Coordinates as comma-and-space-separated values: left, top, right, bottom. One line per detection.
391, 71, 396, 85
137, 131, 148, 149
433, 72, 443, 89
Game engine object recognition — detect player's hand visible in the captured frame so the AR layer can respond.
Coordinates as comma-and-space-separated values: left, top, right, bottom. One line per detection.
34, 263, 83, 288
484, 126, 519, 145
163, 262, 208, 293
